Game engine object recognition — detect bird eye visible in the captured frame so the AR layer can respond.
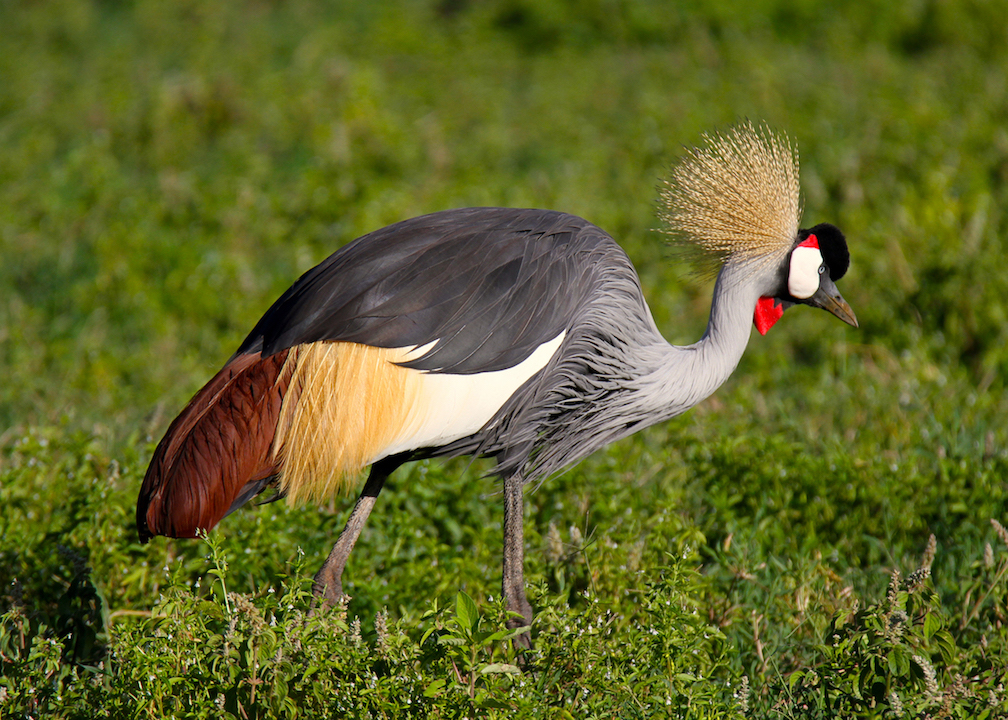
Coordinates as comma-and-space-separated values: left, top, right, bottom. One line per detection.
819, 265, 826, 275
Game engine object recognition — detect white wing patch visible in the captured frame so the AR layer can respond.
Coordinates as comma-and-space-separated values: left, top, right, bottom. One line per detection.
788, 245, 823, 299
378, 332, 567, 461
273, 334, 567, 505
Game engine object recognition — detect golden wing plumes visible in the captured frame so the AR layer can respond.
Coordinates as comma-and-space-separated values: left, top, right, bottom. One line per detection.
659, 121, 802, 276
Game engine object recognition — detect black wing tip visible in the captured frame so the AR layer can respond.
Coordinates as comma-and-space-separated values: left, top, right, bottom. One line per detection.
136, 492, 154, 543
136, 516, 153, 544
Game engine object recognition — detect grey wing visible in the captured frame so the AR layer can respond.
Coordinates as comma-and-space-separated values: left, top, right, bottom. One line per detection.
434, 224, 658, 476
238, 207, 612, 374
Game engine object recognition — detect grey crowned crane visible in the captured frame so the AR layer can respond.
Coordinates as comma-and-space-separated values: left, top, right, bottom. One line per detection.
137, 122, 857, 637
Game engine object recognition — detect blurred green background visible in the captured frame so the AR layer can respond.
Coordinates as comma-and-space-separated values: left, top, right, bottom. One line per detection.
2, 0, 1007, 715
4, 0, 1008, 437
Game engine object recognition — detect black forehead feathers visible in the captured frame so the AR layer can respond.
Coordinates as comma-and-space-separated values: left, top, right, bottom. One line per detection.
799, 222, 849, 281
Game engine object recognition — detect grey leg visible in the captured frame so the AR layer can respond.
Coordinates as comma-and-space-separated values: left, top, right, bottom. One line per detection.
312, 461, 392, 608
502, 473, 533, 647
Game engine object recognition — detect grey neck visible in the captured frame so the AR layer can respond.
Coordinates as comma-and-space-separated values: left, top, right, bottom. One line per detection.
635, 262, 763, 422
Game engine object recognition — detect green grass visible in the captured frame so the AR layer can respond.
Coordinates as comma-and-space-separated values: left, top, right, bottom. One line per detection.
2, 0, 1008, 717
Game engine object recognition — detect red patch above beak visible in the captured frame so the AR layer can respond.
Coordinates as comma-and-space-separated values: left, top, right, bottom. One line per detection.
754, 297, 785, 335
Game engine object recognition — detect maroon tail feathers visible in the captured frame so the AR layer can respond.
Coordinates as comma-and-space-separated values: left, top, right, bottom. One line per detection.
137, 350, 293, 542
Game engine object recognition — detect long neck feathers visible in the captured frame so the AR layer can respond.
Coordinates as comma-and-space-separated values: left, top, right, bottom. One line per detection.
634, 261, 763, 423
635, 122, 803, 421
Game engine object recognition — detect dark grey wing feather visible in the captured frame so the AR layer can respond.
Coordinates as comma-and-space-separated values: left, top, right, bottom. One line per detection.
238, 207, 615, 374
430, 224, 660, 480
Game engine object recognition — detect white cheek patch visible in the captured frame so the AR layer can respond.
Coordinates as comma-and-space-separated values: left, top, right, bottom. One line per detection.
788, 246, 823, 299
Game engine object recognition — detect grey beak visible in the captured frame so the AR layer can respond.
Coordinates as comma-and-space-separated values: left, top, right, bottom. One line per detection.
808, 276, 858, 328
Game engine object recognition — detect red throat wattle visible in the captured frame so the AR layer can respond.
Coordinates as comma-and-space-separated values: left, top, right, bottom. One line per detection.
754, 297, 784, 335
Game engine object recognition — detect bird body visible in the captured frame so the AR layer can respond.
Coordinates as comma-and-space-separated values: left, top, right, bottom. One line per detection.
137, 123, 857, 637
139, 208, 656, 535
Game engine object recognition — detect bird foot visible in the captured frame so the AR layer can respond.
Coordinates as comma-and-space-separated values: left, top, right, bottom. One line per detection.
510, 626, 532, 652
505, 596, 534, 651
309, 568, 346, 615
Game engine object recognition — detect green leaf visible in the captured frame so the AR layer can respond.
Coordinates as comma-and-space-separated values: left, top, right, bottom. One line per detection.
853, 666, 869, 700
456, 591, 479, 634
485, 627, 528, 643
888, 647, 910, 677
476, 697, 513, 709
197, 601, 226, 621
420, 626, 436, 645
481, 663, 521, 676
923, 612, 941, 640
934, 631, 957, 664
789, 670, 805, 690
424, 679, 446, 697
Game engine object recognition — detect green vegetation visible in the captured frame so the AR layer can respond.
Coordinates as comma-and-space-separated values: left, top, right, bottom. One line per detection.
2, 0, 1007, 716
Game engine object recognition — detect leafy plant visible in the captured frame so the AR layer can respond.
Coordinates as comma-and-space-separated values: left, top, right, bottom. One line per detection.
3, 1, 1008, 717
420, 591, 524, 704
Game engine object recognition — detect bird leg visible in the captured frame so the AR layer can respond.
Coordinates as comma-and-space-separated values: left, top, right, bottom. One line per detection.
312, 460, 393, 609
502, 473, 533, 648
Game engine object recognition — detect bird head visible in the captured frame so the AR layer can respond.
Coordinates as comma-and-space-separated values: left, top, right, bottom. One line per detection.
753, 222, 857, 335
659, 121, 857, 335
